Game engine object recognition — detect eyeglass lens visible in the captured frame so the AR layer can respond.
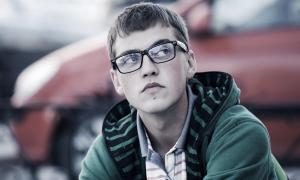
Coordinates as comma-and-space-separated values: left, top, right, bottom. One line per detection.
115, 42, 175, 73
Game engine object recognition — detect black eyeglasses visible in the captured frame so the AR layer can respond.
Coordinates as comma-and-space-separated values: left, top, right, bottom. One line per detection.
111, 40, 188, 74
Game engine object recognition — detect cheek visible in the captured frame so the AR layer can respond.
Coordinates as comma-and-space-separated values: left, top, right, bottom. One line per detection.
119, 76, 138, 96
161, 62, 188, 92
168, 59, 188, 80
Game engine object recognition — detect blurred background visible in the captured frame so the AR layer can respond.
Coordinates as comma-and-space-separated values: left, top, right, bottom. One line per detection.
1, 0, 300, 179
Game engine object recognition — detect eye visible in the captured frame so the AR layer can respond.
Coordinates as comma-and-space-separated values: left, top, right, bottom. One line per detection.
149, 43, 173, 59
117, 53, 140, 66
157, 47, 171, 57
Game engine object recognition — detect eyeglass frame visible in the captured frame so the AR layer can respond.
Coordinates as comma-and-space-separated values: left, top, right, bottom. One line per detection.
110, 39, 189, 74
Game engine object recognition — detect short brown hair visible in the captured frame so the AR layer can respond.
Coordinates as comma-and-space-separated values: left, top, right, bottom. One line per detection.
107, 2, 189, 60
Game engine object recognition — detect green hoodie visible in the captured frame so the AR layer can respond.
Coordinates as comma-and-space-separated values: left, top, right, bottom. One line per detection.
79, 72, 284, 180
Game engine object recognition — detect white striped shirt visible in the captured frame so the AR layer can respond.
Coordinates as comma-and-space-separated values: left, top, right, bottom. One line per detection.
144, 131, 187, 180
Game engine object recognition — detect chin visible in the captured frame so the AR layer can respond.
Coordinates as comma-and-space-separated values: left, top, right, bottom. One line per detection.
137, 99, 173, 114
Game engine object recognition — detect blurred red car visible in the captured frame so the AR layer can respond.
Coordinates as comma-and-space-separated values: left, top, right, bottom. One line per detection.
8, 0, 300, 179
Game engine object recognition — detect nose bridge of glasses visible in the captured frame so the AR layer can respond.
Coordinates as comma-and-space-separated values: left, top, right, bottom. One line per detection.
140, 49, 159, 73
141, 49, 155, 63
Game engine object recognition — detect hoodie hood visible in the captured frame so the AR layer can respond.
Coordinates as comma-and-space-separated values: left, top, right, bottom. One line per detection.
103, 71, 240, 128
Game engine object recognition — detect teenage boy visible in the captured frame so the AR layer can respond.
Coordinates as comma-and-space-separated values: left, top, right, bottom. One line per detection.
80, 2, 286, 180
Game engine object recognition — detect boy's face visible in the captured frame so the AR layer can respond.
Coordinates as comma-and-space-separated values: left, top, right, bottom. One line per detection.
110, 24, 196, 114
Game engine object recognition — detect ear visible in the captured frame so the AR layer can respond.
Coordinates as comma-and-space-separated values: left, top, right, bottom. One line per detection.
186, 50, 197, 79
110, 68, 125, 96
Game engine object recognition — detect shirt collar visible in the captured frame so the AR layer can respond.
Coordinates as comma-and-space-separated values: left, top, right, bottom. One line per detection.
137, 85, 197, 157
137, 114, 148, 157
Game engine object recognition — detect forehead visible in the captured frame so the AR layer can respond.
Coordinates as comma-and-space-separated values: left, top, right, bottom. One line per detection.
114, 25, 176, 57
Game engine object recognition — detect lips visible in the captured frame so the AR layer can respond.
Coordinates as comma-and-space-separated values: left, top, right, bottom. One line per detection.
141, 82, 165, 93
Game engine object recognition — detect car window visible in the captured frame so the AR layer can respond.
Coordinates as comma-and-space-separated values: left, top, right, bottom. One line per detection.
211, 0, 300, 33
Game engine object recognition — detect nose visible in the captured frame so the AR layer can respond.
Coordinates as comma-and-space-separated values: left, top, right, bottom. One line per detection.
141, 55, 159, 78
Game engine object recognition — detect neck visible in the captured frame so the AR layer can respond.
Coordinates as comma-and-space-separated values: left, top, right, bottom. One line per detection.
138, 91, 188, 156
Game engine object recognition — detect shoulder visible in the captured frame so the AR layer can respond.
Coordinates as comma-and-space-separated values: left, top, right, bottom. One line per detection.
211, 105, 271, 153
204, 105, 275, 179
214, 104, 269, 141
79, 135, 122, 180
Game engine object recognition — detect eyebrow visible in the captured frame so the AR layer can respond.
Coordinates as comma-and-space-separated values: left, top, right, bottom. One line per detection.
149, 39, 171, 48
116, 39, 172, 58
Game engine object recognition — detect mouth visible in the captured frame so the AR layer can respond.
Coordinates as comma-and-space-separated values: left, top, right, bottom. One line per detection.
141, 82, 165, 93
